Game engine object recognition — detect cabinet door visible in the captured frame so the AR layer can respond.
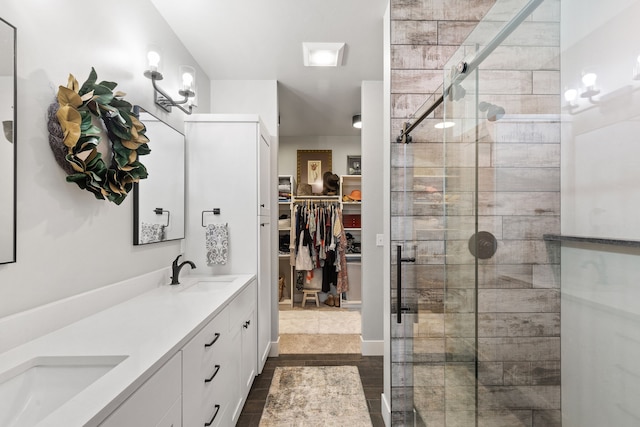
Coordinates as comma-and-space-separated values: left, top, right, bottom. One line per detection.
231, 308, 257, 425
258, 133, 271, 216
257, 219, 271, 372
99, 352, 181, 427
241, 308, 257, 395
157, 396, 182, 427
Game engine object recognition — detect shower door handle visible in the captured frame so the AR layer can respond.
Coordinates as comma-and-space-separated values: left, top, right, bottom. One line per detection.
396, 245, 415, 324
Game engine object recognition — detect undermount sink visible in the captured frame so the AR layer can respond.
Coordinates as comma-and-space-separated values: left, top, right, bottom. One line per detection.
0, 355, 127, 427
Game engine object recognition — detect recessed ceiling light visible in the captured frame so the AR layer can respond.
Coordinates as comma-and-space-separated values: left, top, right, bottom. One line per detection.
303, 42, 345, 67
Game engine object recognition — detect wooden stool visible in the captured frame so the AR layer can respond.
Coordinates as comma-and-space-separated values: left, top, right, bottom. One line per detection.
301, 289, 320, 308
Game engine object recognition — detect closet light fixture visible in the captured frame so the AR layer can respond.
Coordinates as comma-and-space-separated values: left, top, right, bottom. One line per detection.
143, 49, 197, 115
303, 42, 345, 67
352, 114, 362, 129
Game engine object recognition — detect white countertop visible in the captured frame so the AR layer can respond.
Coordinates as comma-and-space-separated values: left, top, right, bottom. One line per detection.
0, 274, 255, 427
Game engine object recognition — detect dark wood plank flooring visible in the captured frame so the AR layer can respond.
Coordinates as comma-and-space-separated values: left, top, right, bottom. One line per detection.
237, 354, 385, 426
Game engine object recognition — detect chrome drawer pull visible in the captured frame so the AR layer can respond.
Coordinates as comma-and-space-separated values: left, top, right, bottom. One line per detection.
204, 365, 221, 383
204, 404, 221, 426
204, 333, 221, 348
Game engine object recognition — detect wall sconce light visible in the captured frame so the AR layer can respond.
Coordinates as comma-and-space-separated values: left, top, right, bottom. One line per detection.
2, 120, 12, 143
143, 49, 197, 114
633, 55, 640, 80
563, 88, 578, 110
352, 114, 362, 129
580, 71, 600, 99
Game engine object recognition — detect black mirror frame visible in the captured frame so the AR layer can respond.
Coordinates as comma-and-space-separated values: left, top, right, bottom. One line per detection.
132, 106, 186, 246
1, 17, 16, 265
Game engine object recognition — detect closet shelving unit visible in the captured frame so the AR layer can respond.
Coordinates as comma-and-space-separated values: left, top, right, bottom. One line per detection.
339, 175, 362, 307
278, 175, 294, 307
276, 174, 363, 308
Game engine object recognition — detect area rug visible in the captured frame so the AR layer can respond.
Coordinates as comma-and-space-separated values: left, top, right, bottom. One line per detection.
259, 366, 373, 427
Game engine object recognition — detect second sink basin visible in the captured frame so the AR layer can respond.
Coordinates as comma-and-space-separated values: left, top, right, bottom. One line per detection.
0, 355, 127, 427
179, 277, 237, 293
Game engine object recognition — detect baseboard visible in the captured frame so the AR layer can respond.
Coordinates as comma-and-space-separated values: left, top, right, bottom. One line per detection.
360, 337, 384, 356
269, 337, 280, 357
381, 392, 391, 427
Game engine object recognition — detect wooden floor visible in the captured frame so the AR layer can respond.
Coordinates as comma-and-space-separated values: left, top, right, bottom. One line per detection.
237, 354, 385, 426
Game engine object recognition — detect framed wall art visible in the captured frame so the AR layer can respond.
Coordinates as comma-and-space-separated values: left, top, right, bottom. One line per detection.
347, 155, 361, 175
297, 149, 332, 194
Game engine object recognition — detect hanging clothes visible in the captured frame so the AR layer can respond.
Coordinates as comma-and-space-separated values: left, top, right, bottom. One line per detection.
292, 201, 349, 293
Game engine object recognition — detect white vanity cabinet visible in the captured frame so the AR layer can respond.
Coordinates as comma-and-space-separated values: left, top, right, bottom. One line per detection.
99, 351, 182, 427
186, 115, 273, 376
181, 279, 257, 427
228, 278, 258, 424
182, 305, 232, 427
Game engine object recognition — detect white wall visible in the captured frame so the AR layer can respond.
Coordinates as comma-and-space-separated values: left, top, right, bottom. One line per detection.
0, 0, 210, 319
361, 81, 384, 354
561, 0, 640, 425
211, 80, 279, 138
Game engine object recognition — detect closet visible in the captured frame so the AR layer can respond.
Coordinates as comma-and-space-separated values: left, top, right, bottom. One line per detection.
277, 175, 362, 307
185, 114, 272, 373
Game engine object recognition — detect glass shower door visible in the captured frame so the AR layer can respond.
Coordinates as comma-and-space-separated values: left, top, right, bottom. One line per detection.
390, 0, 560, 425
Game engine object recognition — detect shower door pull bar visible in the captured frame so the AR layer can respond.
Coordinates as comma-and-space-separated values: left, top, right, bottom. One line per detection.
396, 245, 416, 324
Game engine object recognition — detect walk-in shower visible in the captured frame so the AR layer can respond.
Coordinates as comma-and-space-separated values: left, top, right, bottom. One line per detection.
390, 0, 561, 425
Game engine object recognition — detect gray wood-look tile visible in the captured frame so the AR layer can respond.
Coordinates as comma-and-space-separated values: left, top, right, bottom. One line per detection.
392, 45, 459, 70
478, 289, 560, 313
478, 385, 561, 410
391, 20, 438, 45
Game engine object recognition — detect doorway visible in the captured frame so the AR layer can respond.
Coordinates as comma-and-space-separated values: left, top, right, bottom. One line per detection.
276, 139, 364, 355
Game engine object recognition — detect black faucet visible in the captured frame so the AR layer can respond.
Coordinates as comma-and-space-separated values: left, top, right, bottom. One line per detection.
170, 255, 196, 285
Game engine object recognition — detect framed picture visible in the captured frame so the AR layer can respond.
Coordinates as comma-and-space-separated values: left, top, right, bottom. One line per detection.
297, 150, 332, 194
347, 155, 361, 175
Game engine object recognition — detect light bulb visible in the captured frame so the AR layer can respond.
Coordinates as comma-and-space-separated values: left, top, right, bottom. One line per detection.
147, 50, 160, 72
582, 72, 597, 88
564, 89, 577, 103
310, 50, 336, 66
182, 72, 194, 91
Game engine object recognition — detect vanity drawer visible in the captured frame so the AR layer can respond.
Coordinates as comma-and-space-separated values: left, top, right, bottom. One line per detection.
229, 280, 256, 327
182, 308, 234, 427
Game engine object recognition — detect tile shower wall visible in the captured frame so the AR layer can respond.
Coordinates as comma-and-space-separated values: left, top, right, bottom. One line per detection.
390, 0, 561, 426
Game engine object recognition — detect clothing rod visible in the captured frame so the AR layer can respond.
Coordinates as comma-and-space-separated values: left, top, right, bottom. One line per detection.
293, 199, 341, 203
396, 0, 544, 142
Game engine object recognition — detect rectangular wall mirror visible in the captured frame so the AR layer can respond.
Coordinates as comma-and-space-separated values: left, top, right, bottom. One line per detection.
133, 106, 185, 245
0, 17, 16, 264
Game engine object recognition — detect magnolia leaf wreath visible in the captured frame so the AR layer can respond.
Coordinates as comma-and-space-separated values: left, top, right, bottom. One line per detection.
47, 68, 150, 205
